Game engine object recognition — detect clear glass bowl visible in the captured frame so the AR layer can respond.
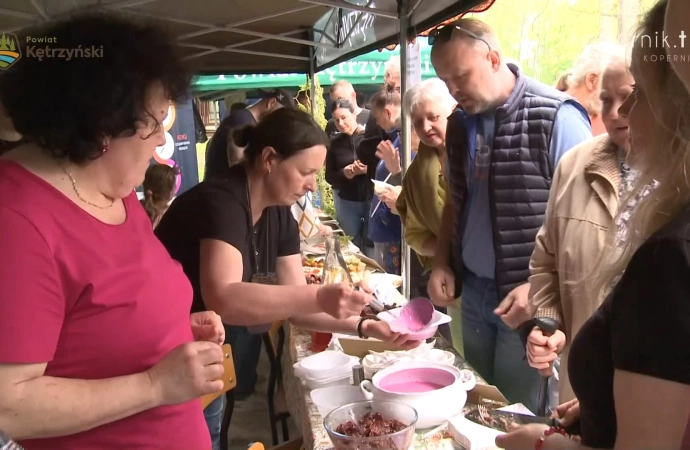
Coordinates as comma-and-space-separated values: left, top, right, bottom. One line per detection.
323, 400, 418, 450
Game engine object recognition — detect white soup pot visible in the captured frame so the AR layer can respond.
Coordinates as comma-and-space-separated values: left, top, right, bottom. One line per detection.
360, 361, 476, 429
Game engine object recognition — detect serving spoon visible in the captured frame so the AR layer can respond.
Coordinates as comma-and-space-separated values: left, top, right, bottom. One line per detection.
399, 297, 435, 332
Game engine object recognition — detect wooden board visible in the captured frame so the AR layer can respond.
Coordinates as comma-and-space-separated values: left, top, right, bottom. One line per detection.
200, 344, 237, 409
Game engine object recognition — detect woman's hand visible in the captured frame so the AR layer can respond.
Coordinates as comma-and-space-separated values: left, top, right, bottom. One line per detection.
317, 223, 333, 236
343, 164, 356, 179
378, 186, 402, 213
552, 398, 580, 428
190, 311, 225, 345
147, 341, 225, 406
526, 327, 566, 376
352, 160, 368, 175
316, 283, 372, 320
362, 320, 422, 350
495, 423, 550, 450
375, 140, 401, 175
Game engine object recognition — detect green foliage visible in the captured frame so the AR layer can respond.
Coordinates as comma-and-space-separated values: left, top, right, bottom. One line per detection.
299, 75, 335, 217
317, 169, 336, 218
298, 76, 328, 129
466, 0, 653, 86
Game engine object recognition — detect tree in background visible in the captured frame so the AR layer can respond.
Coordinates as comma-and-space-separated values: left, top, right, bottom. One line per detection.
466, 0, 657, 86
298, 76, 327, 128
298, 76, 336, 218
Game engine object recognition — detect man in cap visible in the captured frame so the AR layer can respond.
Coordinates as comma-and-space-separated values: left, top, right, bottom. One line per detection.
204, 88, 295, 179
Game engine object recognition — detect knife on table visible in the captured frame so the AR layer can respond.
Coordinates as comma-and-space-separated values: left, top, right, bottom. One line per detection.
465, 408, 580, 435
465, 405, 551, 429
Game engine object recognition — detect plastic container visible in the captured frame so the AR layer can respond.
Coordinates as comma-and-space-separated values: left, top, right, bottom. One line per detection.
304, 376, 352, 391
377, 307, 452, 341
299, 350, 354, 373
293, 351, 360, 390
310, 386, 367, 417
294, 352, 359, 381
324, 400, 418, 450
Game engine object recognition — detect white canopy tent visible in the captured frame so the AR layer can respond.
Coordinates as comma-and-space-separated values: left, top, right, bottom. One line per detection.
0, 0, 488, 74
0, 0, 492, 295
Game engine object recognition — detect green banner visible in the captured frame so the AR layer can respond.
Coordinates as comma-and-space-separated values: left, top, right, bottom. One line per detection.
193, 38, 437, 92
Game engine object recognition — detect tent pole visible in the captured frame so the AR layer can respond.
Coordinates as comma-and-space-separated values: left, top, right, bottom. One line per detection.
309, 41, 325, 209
309, 45, 317, 116
398, 0, 412, 299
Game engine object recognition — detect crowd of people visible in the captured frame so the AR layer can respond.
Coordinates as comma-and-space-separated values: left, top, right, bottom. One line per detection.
1, 0, 690, 449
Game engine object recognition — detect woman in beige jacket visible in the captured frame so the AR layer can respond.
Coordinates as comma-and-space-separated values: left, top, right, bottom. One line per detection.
525, 53, 635, 403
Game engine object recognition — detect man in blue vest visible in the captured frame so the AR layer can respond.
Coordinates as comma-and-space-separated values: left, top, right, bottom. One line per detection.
427, 18, 592, 412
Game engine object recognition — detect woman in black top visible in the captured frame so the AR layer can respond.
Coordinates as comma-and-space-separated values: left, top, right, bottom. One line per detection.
496, 1, 690, 449
325, 99, 371, 251
155, 108, 420, 447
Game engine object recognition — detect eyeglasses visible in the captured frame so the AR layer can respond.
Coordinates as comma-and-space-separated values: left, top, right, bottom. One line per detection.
428, 24, 492, 51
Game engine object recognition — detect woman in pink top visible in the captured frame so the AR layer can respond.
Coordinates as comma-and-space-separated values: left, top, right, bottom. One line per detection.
0, 13, 226, 450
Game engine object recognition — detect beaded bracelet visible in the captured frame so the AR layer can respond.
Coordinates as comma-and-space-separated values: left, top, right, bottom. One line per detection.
357, 316, 380, 339
534, 426, 568, 450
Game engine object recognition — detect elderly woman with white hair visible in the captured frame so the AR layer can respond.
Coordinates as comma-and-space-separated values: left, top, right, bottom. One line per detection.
525, 50, 639, 406
393, 78, 464, 352
563, 43, 625, 136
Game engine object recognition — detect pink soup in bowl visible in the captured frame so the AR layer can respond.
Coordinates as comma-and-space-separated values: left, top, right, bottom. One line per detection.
360, 361, 476, 429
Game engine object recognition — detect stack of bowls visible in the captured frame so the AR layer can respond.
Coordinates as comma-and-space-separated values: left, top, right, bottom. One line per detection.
310, 386, 367, 417
293, 350, 360, 390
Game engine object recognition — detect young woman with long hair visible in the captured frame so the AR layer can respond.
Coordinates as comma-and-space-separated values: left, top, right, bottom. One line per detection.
497, 1, 690, 448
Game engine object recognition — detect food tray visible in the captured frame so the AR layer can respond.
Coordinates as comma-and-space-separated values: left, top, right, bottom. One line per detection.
302, 254, 369, 285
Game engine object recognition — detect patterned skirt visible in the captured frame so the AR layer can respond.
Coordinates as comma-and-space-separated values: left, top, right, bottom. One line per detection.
373, 241, 401, 275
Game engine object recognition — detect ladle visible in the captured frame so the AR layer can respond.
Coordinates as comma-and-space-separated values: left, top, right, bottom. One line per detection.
399, 297, 435, 332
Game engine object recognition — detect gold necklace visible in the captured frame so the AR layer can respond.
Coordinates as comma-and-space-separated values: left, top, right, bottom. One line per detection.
61, 164, 115, 209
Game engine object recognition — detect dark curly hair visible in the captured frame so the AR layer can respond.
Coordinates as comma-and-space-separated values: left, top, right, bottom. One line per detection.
0, 12, 191, 164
